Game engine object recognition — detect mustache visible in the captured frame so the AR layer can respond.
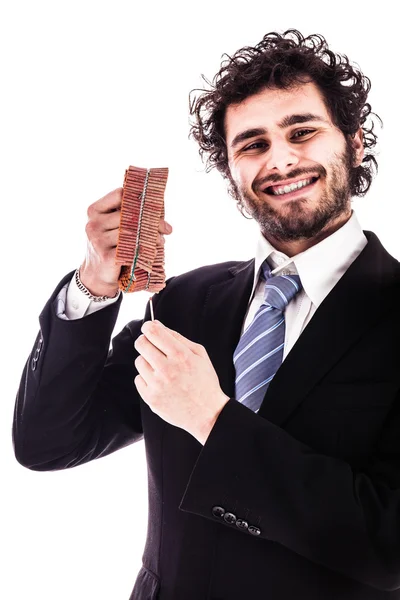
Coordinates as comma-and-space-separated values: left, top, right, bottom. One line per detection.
255, 166, 327, 191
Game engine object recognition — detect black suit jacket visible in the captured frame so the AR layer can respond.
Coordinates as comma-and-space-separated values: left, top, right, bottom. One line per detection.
13, 230, 400, 599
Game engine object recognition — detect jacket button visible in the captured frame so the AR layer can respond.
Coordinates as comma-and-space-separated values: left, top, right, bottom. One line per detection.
212, 506, 225, 518
236, 519, 248, 530
223, 512, 237, 525
31, 357, 37, 371
248, 525, 261, 536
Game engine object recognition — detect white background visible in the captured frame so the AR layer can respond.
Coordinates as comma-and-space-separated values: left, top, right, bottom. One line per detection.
1, 1, 398, 598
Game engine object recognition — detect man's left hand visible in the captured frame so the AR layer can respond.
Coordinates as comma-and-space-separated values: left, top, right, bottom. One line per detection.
134, 320, 230, 445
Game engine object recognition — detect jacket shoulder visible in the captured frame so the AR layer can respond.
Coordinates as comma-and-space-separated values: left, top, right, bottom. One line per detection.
166, 258, 252, 290
155, 259, 253, 310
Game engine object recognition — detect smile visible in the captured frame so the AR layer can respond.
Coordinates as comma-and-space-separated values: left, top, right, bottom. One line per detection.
264, 176, 320, 197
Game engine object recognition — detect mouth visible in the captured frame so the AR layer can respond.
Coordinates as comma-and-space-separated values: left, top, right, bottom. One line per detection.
263, 176, 320, 200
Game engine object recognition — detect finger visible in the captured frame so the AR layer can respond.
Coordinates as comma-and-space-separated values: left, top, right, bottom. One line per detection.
140, 321, 188, 358
134, 333, 168, 370
134, 355, 154, 384
164, 328, 205, 356
134, 374, 147, 398
141, 321, 201, 357
156, 233, 166, 247
98, 210, 121, 232
88, 188, 123, 218
158, 219, 173, 234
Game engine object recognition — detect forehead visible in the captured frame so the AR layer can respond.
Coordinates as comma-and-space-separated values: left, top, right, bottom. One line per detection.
224, 81, 331, 143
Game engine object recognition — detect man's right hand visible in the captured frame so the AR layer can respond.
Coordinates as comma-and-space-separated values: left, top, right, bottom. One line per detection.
79, 188, 173, 297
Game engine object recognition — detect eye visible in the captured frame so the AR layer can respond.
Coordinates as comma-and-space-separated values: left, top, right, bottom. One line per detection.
292, 129, 315, 139
243, 141, 268, 152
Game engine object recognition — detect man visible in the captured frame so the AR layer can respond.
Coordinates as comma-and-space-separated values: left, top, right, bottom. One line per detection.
13, 29, 400, 599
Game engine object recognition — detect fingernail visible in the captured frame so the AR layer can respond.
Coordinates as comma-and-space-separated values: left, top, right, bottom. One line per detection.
166, 223, 172, 233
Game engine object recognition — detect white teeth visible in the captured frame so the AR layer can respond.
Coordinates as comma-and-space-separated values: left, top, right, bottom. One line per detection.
271, 177, 315, 195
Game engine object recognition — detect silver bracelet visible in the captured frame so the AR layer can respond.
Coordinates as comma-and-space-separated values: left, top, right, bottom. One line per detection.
75, 268, 120, 302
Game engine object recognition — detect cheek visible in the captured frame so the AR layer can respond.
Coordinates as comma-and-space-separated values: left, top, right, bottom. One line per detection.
229, 161, 243, 183
305, 140, 331, 166
307, 134, 344, 170
230, 159, 261, 190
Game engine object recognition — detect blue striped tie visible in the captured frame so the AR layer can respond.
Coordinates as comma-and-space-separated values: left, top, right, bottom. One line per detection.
233, 262, 302, 413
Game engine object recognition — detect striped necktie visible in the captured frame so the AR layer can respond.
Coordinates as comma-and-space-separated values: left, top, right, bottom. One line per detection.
233, 262, 302, 413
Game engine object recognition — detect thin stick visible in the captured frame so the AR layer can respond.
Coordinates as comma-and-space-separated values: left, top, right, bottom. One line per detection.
149, 295, 155, 321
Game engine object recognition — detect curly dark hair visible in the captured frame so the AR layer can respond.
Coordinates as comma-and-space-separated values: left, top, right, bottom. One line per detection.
189, 29, 382, 214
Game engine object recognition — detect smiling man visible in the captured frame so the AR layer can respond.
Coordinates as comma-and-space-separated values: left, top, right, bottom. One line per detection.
13, 30, 400, 600
225, 82, 363, 255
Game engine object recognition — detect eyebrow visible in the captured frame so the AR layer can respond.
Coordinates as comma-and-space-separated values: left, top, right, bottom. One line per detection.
230, 113, 329, 149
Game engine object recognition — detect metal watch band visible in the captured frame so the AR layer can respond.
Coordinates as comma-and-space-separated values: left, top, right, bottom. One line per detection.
75, 269, 120, 302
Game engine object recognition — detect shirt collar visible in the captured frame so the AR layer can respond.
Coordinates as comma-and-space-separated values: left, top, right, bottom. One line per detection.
252, 210, 368, 308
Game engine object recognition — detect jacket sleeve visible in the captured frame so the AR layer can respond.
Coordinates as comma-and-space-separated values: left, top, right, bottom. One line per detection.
12, 270, 150, 471
179, 395, 400, 592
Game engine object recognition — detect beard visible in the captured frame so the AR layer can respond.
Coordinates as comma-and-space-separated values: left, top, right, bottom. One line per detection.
229, 140, 355, 243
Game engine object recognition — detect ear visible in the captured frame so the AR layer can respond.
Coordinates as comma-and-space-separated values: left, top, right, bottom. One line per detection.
351, 127, 364, 167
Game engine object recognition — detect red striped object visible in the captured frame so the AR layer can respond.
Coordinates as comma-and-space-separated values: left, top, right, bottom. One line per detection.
116, 166, 169, 293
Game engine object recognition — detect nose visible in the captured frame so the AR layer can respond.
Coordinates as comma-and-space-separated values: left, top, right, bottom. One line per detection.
265, 139, 299, 173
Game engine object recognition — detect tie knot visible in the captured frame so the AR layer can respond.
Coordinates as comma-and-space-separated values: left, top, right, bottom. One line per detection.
261, 264, 302, 311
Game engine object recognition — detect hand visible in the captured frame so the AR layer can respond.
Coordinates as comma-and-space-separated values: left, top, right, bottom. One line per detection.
80, 188, 173, 297
134, 321, 230, 445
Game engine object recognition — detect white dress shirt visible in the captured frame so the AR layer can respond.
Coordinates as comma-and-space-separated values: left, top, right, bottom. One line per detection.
54, 210, 367, 361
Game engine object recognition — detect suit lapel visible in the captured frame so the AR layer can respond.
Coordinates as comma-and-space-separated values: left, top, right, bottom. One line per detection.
200, 231, 400, 427
199, 259, 254, 399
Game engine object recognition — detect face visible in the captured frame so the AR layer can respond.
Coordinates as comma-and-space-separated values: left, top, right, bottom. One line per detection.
225, 81, 364, 245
